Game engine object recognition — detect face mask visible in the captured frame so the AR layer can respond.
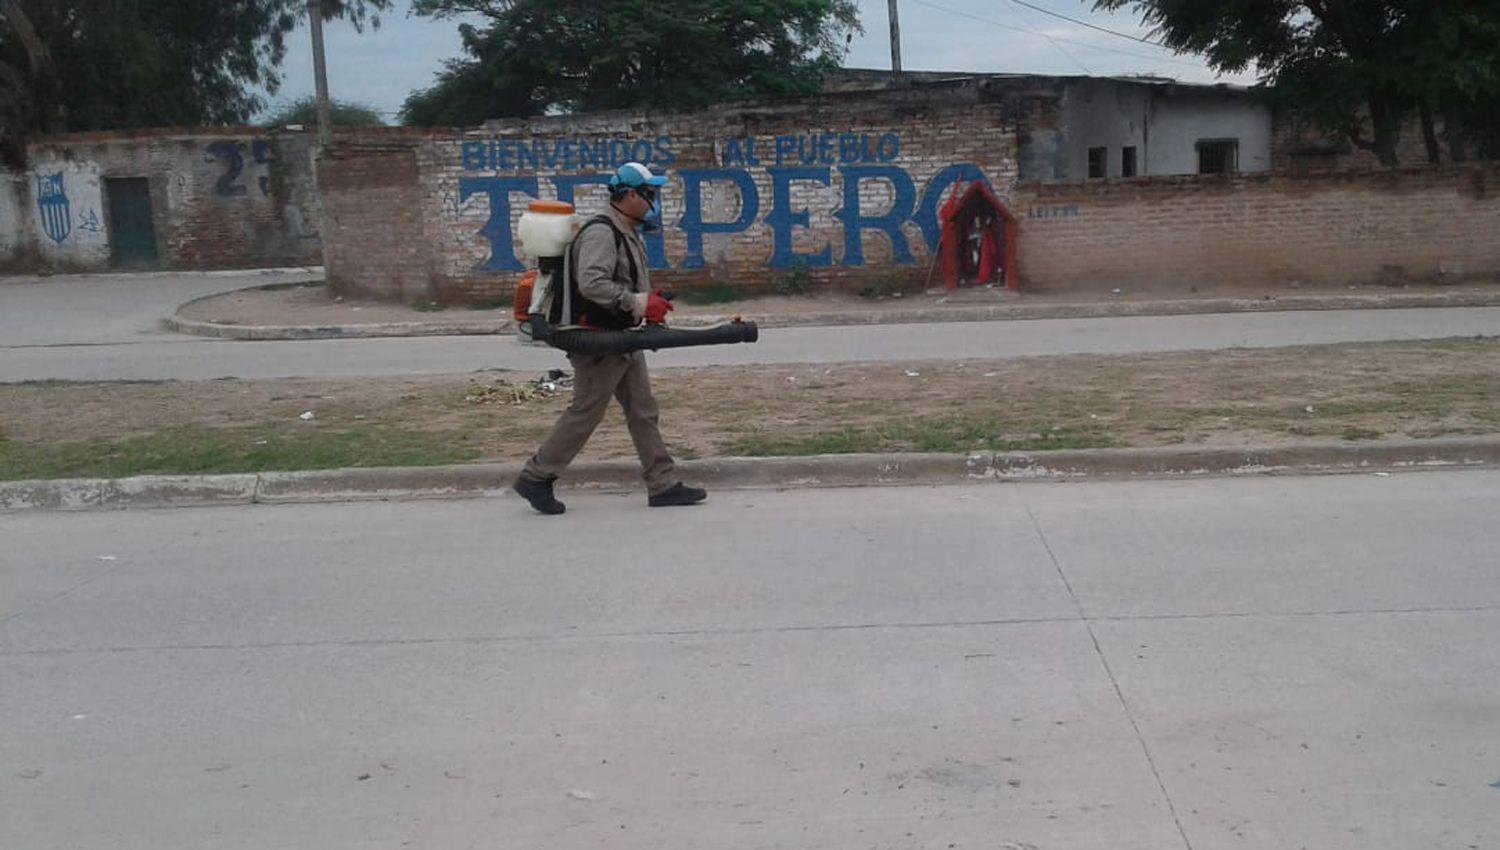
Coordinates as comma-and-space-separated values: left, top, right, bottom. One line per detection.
641, 195, 663, 233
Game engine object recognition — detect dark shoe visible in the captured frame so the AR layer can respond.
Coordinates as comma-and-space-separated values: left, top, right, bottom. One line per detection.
648, 482, 707, 507
512, 476, 565, 515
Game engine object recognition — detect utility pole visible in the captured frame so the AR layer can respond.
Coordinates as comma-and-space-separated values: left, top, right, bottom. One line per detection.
888, 0, 903, 81
308, 0, 332, 146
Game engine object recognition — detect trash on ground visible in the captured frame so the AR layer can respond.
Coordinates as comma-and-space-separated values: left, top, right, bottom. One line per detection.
465, 369, 573, 405
904, 370, 921, 377
298, 411, 315, 421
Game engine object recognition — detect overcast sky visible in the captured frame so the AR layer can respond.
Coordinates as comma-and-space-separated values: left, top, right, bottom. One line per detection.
267, 0, 1259, 123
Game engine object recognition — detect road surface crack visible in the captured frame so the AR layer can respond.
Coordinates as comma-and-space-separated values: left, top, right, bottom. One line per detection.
1026, 504, 1196, 850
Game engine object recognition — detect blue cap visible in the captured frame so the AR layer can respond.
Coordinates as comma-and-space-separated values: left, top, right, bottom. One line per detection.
609, 161, 667, 189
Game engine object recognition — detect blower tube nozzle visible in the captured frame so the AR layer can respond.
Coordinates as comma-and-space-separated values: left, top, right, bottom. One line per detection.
544, 320, 758, 356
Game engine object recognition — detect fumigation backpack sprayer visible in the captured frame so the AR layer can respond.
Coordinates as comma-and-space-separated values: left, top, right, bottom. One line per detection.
514, 200, 758, 356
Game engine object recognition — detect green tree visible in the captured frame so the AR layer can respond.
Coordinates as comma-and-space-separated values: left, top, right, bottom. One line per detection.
0, 0, 389, 165
263, 95, 387, 128
401, 0, 860, 126
1386, 3, 1500, 162
1094, 0, 1500, 167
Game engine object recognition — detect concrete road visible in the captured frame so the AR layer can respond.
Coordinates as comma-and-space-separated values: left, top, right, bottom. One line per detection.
4, 471, 1497, 849
0, 268, 320, 348
4, 305, 1499, 382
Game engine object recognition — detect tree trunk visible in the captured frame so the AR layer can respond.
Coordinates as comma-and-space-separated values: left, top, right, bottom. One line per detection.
0, 0, 64, 131
1367, 97, 1401, 168
1418, 100, 1442, 165
1443, 109, 1469, 163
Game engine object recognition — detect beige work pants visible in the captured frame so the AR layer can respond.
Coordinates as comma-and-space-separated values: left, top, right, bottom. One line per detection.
520, 351, 676, 495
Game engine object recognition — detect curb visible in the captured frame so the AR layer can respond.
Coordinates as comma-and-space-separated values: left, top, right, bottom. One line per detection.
165, 288, 1500, 341
688, 289, 1500, 330
4, 437, 1498, 513
166, 313, 515, 340
167, 280, 516, 340
0, 474, 261, 512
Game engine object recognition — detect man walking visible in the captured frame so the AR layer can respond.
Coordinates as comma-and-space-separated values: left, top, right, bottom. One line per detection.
511, 162, 707, 515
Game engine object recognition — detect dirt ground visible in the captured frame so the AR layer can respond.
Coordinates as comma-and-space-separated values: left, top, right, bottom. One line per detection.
178, 284, 507, 328
6, 338, 1499, 476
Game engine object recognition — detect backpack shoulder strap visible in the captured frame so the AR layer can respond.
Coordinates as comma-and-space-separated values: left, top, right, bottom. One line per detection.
569, 214, 638, 288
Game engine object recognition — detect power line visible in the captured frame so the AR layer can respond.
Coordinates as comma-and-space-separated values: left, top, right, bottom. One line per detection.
1003, 0, 1167, 48
1041, 37, 1094, 76
907, 0, 1092, 73
909, 0, 1209, 70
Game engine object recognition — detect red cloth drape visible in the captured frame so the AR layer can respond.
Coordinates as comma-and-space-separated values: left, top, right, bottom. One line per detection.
938, 179, 964, 290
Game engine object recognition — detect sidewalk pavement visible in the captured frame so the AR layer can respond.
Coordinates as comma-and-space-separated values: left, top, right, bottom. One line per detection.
166, 279, 1500, 340
1, 268, 321, 347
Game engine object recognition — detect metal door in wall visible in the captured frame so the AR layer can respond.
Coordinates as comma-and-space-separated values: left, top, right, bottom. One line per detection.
105, 177, 159, 267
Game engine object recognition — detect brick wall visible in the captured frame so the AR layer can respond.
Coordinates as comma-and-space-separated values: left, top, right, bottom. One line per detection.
319, 140, 434, 302
325, 83, 1029, 303
0, 174, 33, 268
8, 128, 322, 272
164, 132, 324, 268
319, 84, 1500, 303
1271, 109, 1452, 172
1016, 166, 1500, 290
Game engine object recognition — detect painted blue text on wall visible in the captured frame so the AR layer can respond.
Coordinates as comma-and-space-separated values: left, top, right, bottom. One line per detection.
461, 137, 676, 172
207, 140, 276, 198
455, 135, 991, 273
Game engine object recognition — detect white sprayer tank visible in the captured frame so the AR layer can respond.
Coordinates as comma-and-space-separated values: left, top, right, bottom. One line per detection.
516, 200, 581, 345
517, 199, 580, 260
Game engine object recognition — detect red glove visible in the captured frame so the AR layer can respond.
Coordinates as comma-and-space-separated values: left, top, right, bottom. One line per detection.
643, 289, 674, 324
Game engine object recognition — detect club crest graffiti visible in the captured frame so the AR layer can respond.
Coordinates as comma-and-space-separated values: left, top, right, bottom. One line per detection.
37, 172, 71, 244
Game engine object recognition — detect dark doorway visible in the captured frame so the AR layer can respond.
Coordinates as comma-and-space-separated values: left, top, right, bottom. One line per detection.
105, 177, 159, 267
1196, 139, 1239, 175
1087, 146, 1107, 179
